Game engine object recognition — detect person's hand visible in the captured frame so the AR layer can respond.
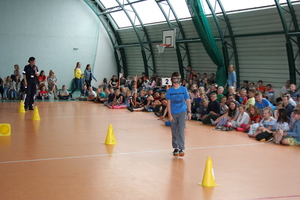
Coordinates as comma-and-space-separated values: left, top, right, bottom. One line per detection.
24, 81, 27, 87
187, 113, 191, 120
169, 115, 174, 122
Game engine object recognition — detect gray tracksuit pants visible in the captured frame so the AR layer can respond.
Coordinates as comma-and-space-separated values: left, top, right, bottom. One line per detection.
171, 111, 186, 150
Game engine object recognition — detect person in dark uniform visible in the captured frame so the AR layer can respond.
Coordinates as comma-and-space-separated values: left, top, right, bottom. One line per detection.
23, 57, 39, 110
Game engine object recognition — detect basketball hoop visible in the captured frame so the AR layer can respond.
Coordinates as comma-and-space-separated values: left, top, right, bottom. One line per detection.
156, 44, 170, 54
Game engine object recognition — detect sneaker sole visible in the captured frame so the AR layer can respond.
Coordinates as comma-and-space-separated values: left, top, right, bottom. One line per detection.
173, 153, 179, 156
179, 153, 185, 157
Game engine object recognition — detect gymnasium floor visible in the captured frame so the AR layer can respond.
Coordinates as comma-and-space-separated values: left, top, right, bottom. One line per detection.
0, 100, 300, 200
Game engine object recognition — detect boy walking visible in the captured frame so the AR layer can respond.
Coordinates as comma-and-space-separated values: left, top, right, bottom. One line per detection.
166, 72, 191, 157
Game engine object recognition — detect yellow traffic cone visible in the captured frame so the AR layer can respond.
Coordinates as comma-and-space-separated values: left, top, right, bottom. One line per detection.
198, 156, 219, 187
18, 100, 26, 113
103, 124, 117, 145
0, 123, 11, 136
32, 106, 41, 121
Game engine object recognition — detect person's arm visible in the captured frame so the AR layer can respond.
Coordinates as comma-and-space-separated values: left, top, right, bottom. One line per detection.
232, 71, 237, 88
186, 98, 191, 120
167, 100, 173, 122
92, 73, 97, 82
286, 125, 300, 138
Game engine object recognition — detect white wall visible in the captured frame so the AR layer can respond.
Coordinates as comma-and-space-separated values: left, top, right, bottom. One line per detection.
93, 24, 118, 83
0, 0, 117, 88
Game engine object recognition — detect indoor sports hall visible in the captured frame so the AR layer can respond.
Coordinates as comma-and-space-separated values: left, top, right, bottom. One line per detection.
0, 0, 300, 200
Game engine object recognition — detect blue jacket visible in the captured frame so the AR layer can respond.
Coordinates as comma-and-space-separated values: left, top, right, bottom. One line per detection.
287, 119, 300, 140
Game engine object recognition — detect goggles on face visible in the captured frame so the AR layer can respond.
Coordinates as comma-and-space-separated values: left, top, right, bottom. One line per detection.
171, 78, 181, 83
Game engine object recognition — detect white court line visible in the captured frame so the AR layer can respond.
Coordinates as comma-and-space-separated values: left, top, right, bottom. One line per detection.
0, 142, 265, 164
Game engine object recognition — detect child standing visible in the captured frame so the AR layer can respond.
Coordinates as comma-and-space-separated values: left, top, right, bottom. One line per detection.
166, 72, 191, 157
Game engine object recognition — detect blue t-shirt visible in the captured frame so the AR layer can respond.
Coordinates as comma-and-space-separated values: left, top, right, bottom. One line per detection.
166, 86, 189, 114
255, 98, 275, 113
227, 71, 236, 87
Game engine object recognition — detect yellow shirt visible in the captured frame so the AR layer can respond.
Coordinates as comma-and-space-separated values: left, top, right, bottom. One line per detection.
74, 68, 82, 79
245, 97, 255, 110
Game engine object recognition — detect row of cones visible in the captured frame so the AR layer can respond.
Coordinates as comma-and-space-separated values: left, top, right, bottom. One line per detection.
102, 124, 218, 187
18, 100, 41, 120
17, 101, 217, 187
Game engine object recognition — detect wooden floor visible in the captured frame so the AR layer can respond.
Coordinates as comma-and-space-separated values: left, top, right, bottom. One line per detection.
0, 101, 300, 200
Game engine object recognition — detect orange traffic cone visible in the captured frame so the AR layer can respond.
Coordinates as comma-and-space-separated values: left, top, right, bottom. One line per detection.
18, 100, 26, 113
32, 106, 41, 121
0, 123, 11, 136
198, 156, 219, 187
103, 124, 117, 145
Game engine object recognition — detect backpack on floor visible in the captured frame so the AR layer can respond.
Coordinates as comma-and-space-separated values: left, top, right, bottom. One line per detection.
255, 131, 272, 141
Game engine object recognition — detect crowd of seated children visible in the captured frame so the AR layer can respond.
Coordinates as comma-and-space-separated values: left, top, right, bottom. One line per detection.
281, 95, 294, 118
36, 85, 50, 100
270, 108, 290, 143
47, 70, 58, 99
74, 85, 89, 100
275, 108, 300, 145
288, 83, 300, 102
249, 107, 276, 138
86, 86, 97, 101
202, 93, 221, 124
237, 105, 262, 132
107, 89, 124, 108
38, 70, 47, 86
94, 88, 107, 103
265, 84, 275, 104
245, 89, 256, 110
239, 88, 248, 105
216, 86, 224, 102
228, 105, 250, 130
104, 88, 115, 107
211, 100, 238, 130
219, 96, 228, 115
109, 75, 118, 90
58, 85, 70, 100
254, 92, 275, 114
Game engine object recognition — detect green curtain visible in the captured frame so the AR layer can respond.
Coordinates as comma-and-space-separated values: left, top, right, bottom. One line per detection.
186, 0, 227, 86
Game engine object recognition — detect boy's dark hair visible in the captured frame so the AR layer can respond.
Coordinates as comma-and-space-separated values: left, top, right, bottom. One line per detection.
258, 80, 263, 83
248, 89, 256, 94
171, 72, 180, 78
28, 56, 35, 62
192, 89, 198, 94
266, 84, 272, 87
294, 108, 300, 115
243, 80, 248, 84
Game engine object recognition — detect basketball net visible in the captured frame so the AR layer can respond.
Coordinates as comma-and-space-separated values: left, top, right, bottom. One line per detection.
156, 44, 170, 54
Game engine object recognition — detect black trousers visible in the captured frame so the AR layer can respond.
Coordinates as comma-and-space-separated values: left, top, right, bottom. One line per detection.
85, 80, 91, 88
25, 81, 36, 109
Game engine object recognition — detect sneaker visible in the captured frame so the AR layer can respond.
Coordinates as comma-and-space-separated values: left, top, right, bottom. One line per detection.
210, 119, 215, 126
225, 127, 233, 131
173, 149, 179, 156
215, 126, 223, 130
179, 150, 185, 157
69, 93, 73, 98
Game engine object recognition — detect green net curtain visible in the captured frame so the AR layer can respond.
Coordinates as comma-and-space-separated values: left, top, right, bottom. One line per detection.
186, 0, 227, 86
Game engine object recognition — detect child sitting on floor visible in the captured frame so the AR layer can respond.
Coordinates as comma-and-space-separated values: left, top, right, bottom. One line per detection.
58, 85, 70, 100
36, 86, 50, 100
249, 107, 276, 137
